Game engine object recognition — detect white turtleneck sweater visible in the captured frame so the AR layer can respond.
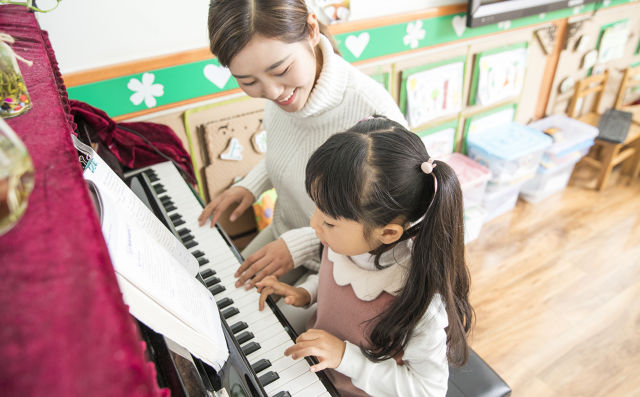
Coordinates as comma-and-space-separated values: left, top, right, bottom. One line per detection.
235, 34, 407, 270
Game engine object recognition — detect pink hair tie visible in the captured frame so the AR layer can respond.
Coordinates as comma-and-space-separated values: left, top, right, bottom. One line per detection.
420, 158, 437, 174
359, 115, 375, 123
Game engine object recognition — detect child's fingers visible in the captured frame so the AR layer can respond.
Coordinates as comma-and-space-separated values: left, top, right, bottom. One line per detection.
284, 340, 320, 359
296, 329, 322, 342
258, 286, 273, 311
309, 361, 329, 373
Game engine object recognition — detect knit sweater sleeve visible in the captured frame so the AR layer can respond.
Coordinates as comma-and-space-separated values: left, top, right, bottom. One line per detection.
280, 227, 321, 271
233, 158, 273, 199
334, 297, 449, 396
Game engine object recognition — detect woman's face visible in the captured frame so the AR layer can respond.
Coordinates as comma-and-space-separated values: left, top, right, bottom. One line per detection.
228, 18, 321, 113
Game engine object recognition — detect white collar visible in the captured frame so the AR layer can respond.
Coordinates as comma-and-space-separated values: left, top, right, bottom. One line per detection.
328, 240, 412, 301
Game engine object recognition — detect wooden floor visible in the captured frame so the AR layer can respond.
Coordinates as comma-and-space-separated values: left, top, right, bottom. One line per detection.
466, 163, 640, 397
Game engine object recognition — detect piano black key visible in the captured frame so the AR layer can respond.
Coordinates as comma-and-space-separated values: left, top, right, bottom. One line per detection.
273, 392, 291, 397
143, 169, 156, 177
200, 269, 215, 279
148, 175, 159, 183
230, 321, 248, 334
181, 234, 194, 243
169, 213, 181, 222
164, 205, 176, 212
222, 307, 239, 320
251, 358, 271, 374
236, 331, 254, 344
160, 195, 172, 203
242, 342, 261, 356
162, 199, 174, 207
208, 284, 225, 295
216, 297, 233, 310
258, 371, 279, 387
184, 240, 198, 249
204, 277, 221, 288
177, 228, 190, 236
153, 184, 166, 194
172, 219, 185, 227
197, 257, 209, 267
191, 250, 205, 258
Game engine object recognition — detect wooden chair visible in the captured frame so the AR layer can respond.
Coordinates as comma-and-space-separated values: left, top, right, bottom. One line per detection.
614, 65, 640, 179
568, 70, 640, 190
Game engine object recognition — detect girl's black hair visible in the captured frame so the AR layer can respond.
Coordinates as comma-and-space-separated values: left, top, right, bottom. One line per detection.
305, 116, 473, 366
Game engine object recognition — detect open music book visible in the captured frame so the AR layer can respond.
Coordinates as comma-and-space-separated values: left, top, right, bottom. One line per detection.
73, 135, 229, 371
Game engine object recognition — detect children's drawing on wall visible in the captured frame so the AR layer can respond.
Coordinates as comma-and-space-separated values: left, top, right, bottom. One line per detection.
597, 20, 629, 64
466, 105, 515, 138
418, 127, 456, 159
406, 61, 464, 128
474, 45, 527, 106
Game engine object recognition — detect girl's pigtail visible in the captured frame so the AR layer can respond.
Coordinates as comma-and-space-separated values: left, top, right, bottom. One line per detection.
413, 160, 473, 366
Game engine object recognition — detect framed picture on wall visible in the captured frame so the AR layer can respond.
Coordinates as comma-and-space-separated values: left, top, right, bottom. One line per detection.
399, 57, 465, 129
469, 43, 528, 107
461, 103, 517, 153
416, 118, 459, 159
596, 19, 629, 64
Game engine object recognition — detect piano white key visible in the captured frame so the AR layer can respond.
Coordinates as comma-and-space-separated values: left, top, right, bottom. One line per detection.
246, 335, 293, 363
278, 371, 321, 395
291, 380, 329, 397
264, 360, 310, 394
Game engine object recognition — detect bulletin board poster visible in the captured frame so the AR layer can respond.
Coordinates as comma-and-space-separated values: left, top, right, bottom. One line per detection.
400, 57, 465, 129
462, 103, 516, 153
596, 19, 630, 64
416, 119, 459, 159
470, 43, 528, 106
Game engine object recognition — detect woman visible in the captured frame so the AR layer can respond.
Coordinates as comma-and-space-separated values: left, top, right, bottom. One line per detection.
199, 0, 406, 289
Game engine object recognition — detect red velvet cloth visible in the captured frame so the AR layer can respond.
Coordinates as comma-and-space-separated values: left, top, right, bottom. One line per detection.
0, 6, 168, 396
70, 100, 196, 185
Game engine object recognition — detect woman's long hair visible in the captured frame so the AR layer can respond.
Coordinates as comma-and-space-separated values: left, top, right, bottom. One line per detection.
305, 117, 473, 366
208, 0, 339, 67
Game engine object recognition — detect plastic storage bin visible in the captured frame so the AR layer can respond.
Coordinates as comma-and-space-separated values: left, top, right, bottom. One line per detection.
464, 206, 486, 244
520, 157, 581, 203
527, 114, 598, 164
482, 182, 523, 222
467, 122, 553, 185
443, 153, 492, 208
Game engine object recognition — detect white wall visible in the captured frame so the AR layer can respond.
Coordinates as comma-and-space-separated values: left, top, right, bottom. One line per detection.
37, 0, 211, 74
37, 0, 464, 74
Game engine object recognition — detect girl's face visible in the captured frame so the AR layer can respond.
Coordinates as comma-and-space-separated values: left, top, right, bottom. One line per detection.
310, 208, 379, 257
228, 16, 321, 113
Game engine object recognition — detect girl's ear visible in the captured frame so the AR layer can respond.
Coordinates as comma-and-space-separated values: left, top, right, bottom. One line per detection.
306, 12, 321, 47
376, 223, 404, 245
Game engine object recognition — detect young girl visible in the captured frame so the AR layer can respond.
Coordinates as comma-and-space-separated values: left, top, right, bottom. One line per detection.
198, 0, 406, 289
256, 116, 473, 396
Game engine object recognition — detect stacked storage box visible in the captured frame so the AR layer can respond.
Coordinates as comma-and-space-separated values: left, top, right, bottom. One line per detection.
520, 115, 598, 203
441, 153, 491, 243
466, 122, 553, 221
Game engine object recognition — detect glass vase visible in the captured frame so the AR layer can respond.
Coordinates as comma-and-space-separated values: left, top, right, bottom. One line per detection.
0, 117, 35, 235
0, 39, 32, 119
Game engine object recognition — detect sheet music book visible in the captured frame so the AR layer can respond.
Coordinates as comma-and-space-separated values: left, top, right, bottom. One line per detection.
73, 135, 229, 371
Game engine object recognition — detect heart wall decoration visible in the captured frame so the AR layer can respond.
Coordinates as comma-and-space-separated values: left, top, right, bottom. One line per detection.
345, 32, 370, 58
203, 64, 232, 89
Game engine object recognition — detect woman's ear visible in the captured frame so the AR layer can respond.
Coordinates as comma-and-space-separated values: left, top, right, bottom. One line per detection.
306, 12, 321, 46
376, 223, 404, 245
